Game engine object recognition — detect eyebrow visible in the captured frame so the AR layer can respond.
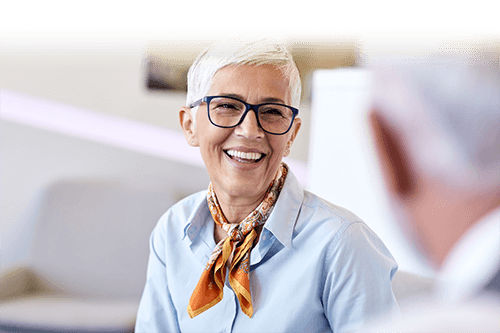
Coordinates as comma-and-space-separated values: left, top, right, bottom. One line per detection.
223, 93, 286, 104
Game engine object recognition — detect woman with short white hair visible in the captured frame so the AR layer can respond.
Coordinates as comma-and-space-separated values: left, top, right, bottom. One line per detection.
135, 40, 399, 332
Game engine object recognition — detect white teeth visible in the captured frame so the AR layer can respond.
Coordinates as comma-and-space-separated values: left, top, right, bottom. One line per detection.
226, 150, 263, 161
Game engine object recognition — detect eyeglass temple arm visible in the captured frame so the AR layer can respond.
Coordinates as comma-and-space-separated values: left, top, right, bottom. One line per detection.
188, 98, 205, 109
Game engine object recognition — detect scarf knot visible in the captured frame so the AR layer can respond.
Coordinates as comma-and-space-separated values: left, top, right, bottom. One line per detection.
228, 224, 244, 242
187, 163, 288, 319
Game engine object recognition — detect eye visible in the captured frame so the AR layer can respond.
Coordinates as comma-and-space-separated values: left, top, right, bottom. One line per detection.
209, 98, 245, 113
260, 106, 285, 117
217, 102, 239, 109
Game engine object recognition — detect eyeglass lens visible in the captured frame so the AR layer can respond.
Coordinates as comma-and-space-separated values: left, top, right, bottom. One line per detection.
208, 97, 294, 134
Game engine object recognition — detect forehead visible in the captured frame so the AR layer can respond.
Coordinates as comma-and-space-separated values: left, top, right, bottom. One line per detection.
208, 64, 291, 104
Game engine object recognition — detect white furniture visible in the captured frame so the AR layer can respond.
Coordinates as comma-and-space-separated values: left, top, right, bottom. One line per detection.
0, 178, 175, 332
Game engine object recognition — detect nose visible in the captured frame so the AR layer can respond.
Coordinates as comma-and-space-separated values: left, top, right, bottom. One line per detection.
234, 109, 264, 139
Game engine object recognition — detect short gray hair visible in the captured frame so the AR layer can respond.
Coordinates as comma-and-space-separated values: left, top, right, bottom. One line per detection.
186, 38, 302, 113
367, 43, 500, 192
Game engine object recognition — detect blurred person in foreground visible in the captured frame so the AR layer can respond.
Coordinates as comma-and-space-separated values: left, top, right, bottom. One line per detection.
135, 39, 400, 332
364, 45, 499, 331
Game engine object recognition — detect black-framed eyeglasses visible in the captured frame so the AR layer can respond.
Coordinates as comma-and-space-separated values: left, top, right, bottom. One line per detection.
189, 95, 299, 135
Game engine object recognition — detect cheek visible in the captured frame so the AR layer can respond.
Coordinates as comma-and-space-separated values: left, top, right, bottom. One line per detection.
200, 128, 232, 153
269, 138, 289, 158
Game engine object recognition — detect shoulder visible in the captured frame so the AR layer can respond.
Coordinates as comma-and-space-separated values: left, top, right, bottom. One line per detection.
276, 168, 362, 239
297, 191, 395, 262
297, 190, 366, 239
302, 190, 363, 223
277, 170, 381, 251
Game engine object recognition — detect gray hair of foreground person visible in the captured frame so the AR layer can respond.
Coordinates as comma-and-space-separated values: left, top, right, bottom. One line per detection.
369, 49, 500, 193
186, 39, 302, 117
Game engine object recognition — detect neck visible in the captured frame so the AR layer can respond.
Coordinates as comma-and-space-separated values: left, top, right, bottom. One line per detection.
409, 182, 500, 268
214, 188, 268, 223
210, 182, 271, 244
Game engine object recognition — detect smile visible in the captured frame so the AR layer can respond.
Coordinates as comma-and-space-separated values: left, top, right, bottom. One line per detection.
224, 150, 265, 163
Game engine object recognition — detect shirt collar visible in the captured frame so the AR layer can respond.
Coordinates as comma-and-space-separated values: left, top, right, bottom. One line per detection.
261, 169, 304, 249
182, 191, 210, 242
182, 169, 305, 249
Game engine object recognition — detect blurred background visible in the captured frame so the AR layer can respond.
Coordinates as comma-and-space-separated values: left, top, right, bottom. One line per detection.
1, 1, 498, 331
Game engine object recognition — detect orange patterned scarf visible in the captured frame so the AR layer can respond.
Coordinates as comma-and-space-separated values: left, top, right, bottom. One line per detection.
187, 163, 288, 318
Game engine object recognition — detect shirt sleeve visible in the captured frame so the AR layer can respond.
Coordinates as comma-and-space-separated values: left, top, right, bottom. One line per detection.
322, 221, 401, 332
135, 221, 180, 333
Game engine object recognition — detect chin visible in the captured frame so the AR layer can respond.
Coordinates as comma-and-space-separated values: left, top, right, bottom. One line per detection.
226, 180, 264, 197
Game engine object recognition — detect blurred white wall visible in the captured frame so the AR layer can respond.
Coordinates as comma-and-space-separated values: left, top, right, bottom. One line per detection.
0, 42, 201, 270
0, 89, 211, 271
308, 68, 434, 277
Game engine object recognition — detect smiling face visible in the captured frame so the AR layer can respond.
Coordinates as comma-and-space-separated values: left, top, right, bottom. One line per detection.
180, 64, 301, 214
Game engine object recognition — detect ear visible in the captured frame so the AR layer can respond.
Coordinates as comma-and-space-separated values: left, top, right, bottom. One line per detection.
368, 109, 415, 198
179, 106, 198, 147
283, 117, 302, 157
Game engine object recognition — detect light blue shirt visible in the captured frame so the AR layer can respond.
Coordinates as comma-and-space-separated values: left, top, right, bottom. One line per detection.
136, 170, 400, 333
